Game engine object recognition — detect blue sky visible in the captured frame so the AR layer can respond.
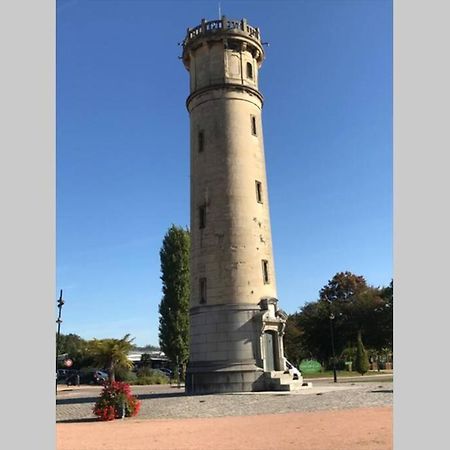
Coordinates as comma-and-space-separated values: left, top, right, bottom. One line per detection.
56, 0, 392, 346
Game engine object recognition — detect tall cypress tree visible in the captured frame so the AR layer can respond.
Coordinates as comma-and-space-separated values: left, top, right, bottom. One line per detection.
354, 330, 369, 375
158, 225, 190, 379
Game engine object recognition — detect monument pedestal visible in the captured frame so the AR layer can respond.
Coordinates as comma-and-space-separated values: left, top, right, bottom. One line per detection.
186, 363, 265, 394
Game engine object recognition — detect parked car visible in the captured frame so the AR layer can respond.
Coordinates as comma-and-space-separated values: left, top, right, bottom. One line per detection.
285, 360, 301, 380
158, 368, 173, 378
78, 369, 109, 385
150, 368, 171, 379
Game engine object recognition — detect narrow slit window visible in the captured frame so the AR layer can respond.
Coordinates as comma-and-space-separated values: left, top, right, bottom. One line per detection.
199, 205, 206, 229
246, 62, 253, 79
198, 131, 204, 153
251, 115, 257, 136
255, 180, 263, 203
199, 278, 207, 304
262, 260, 269, 284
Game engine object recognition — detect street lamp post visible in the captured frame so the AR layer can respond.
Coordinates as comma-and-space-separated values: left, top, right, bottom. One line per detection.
329, 312, 337, 383
324, 296, 338, 383
56, 289, 64, 395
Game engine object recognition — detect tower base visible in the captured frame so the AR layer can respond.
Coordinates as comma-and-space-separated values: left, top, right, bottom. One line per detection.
186, 301, 289, 394
186, 362, 266, 394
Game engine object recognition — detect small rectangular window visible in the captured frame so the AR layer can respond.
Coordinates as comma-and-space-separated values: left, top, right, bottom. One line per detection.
251, 115, 257, 136
198, 131, 204, 153
246, 62, 253, 79
199, 277, 207, 304
255, 180, 263, 203
262, 260, 269, 284
199, 205, 206, 229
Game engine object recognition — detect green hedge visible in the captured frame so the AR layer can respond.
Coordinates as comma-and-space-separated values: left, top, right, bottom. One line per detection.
130, 374, 170, 385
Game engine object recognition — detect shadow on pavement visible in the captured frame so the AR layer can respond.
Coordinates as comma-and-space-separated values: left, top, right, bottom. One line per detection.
57, 417, 99, 424
57, 391, 187, 406
57, 397, 98, 405
132, 392, 187, 401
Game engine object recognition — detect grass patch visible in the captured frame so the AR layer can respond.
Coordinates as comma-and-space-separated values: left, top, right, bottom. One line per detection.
303, 370, 393, 379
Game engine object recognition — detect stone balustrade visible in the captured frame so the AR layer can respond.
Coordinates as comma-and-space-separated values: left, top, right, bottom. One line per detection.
183, 17, 261, 47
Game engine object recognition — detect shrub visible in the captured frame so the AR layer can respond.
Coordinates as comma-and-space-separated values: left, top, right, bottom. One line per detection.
93, 381, 141, 421
114, 366, 138, 383
136, 366, 155, 378
354, 331, 369, 375
118, 371, 138, 383
130, 371, 170, 385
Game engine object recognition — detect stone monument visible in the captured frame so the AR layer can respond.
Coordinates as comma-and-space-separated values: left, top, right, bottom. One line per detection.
181, 17, 302, 393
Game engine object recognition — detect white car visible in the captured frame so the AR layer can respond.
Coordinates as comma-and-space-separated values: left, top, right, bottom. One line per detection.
285, 359, 301, 380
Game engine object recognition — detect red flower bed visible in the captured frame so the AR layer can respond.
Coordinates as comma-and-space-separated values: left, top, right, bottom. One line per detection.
93, 381, 141, 421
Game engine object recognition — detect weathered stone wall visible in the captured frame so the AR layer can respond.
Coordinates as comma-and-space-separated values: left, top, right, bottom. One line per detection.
189, 88, 277, 308
189, 304, 262, 364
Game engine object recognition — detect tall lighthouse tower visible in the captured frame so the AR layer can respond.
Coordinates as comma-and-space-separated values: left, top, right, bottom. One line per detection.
182, 17, 295, 394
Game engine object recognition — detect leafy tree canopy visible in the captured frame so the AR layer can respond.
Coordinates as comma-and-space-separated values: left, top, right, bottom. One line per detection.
292, 272, 393, 366
319, 271, 368, 303
57, 333, 92, 369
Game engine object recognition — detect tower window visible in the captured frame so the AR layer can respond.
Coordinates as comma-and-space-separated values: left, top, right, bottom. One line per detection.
251, 115, 257, 136
199, 277, 207, 304
262, 260, 270, 284
198, 131, 204, 153
255, 180, 263, 203
246, 62, 253, 79
199, 205, 206, 229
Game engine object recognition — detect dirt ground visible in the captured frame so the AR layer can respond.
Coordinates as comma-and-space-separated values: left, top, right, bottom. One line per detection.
57, 406, 392, 450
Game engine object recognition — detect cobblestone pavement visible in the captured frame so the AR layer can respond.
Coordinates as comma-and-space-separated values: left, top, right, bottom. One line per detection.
56, 380, 393, 423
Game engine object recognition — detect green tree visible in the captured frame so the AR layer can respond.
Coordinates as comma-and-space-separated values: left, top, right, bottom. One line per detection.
295, 302, 331, 365
377, 279, 393, 348
319, 271, 368, 303
158, 225, 190, 380
320, 272, 388, 350
296, 273, 393, 367
57, 333, 92, 369
284, 313, 304, 366
340, 287, 385, 344
88, 334, 135, 382
354, 330, 369, 375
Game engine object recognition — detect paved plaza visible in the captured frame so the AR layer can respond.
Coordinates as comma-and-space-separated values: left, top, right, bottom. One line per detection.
57, 377, 393, 450
56, 377, 393, 423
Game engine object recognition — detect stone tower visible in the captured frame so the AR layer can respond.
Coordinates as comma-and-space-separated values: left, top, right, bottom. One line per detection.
182, 17, 296, 394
